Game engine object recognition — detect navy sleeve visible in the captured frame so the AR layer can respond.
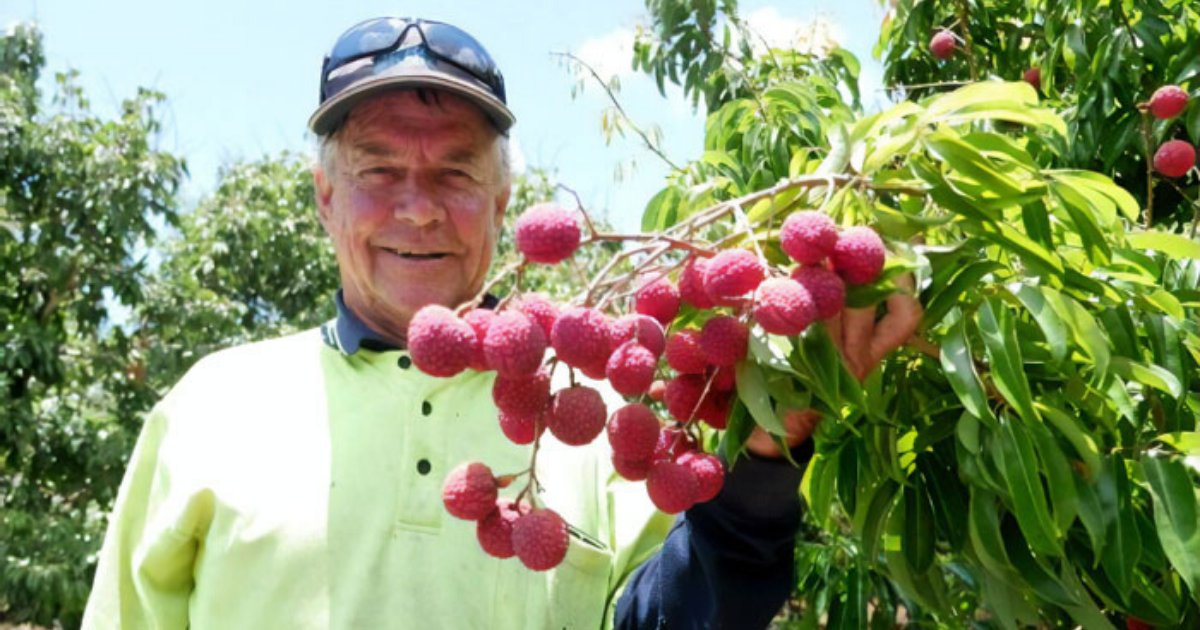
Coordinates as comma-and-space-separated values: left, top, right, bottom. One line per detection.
614, 440, 813, 630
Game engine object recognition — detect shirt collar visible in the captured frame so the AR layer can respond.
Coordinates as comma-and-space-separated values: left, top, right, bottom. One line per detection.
321, 290, 500, 356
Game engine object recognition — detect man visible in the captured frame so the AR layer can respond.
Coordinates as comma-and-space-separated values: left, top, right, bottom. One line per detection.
82, 17, 920, 629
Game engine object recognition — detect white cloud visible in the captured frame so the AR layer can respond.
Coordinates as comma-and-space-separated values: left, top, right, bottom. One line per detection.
740, 6, 843, 55
575, 27, 637, 82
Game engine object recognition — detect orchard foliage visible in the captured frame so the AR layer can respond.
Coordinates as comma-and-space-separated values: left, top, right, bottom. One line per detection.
634, 0, 1200, 627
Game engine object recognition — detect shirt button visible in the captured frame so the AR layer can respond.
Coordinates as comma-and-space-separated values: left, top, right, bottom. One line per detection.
421, 401, 433, 416
397, 355, 412, 369
416, 459, 432, 475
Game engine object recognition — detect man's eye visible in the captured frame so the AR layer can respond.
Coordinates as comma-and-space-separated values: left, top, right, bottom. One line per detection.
360, 167, 395, 181
443, 168, 472, 180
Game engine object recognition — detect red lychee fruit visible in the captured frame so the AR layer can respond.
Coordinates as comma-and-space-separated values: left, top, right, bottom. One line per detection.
1125, 617, 1154, 630
1154, 139, 1196, 178
780, 211, 838, 265
753, 277, 817, 336
1023, 67, 1041, 91
514, 203, 581, 264
635, 278, 681, 326
612, 454, 654, 481
700, 316, 749, 367
930, 30, 956, 60
607, 403, 662, 461
698, 390, 731, 430
610, 314, 666, 356
511, 508, 570, 571
514, 293, 560, 339
483, 311, 547, 377
648, 379, 667, 401
442, 461, 498, 521
606, 341, 658, 397
463, 309, 497, 371
1149, 85, 1189, 120
665, 329, 708, 375
551, 307, 612, 373
664, 374, 716, 423
408, 305, 477, 377
646, 461, 698, 514
831, 226, 886, 285
703, 249, 766, 306
476, 498, 530, 559
677, 451, 725, 503
791, 266, 846, 319
547, 385, 607, 446
493, 368, 551, 417
498, 409, 544, 445
654, 426, 698, 461
709, 365, 736, 392
679, 257, 716, 309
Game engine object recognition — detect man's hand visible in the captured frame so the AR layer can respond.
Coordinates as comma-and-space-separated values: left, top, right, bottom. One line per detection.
744, 275, 923, 458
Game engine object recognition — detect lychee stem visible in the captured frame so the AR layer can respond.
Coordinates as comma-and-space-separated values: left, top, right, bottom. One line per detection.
953, 0, 978, 81
556, 183, 600, 238
462, 259, 526, 315
1140, 111, 1155, 229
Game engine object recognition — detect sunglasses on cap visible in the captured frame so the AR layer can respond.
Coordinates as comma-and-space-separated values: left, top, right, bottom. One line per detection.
319, 17, 507, 105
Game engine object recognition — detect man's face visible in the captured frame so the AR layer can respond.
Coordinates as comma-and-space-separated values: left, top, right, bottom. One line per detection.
314, 90, 510, 342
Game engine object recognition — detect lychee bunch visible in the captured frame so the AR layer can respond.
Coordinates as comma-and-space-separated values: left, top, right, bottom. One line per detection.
514, 203, 582, 264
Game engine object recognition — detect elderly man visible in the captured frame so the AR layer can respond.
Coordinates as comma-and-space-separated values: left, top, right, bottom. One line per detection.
82, 17, 920, 629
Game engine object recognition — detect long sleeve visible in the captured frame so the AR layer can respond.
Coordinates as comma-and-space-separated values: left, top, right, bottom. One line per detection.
613, 441, 813, 630
81, 405, 201, 629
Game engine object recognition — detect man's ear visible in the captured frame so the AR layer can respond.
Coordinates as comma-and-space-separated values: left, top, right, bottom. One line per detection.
493, 183, 512, 231
313, 165, 334, 230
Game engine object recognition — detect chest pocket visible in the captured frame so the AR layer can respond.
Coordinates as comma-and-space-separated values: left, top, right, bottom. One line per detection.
542, 536, 615, 630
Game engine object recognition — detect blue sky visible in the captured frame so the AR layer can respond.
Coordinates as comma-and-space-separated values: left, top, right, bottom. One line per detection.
3, 0, 888, 232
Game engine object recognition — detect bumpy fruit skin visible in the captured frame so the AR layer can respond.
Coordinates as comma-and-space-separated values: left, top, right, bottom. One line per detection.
665, 329, 708, 375
791, 266, 846, 319
647, 461, 698, 514
702, 249, 766, 305
607, 403, 662, 461
476, 499, 530, 559
610, 314, 666, 356
514, 293, 560, 339
709, 365, 736, 392
498, 409, 543, 445
1023, 67, 1041, 91
493, 368, 551, 417
700, 316, 749, 367
514, 203, 581, 264
1153, 139, 1196, 178
831, 226, 886, 285
635, 278, 681, 326
1149, 85, 1189, 120
612, 454, 653, 481
442, 462, 498, 521
780, 211, 838, 265
698, 391, 731, 430
930, 31, 956, 60
511, 508, 570, 571
606, 341, 657, 397
678, 451, 725, 503
483, 311, 547, 377
462, 309, 497, 372
408, 305, 477, 377
547, 385, 607, 446
753, 278, 817, 336
551, 307, 613, 373
664, 375, 718, 423
679, 257, 716, 309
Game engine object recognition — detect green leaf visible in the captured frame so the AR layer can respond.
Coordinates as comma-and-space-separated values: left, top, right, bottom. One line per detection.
1049, 170, 1140, 222
1101, 454, 1140, 603
1035, 402, 1102, 481
1111, 356, 1184, 398
854, 477, 899, 563
722, 402, 755, 466
969, 488, 1013, 579
940, 312, 996, 427
1126, 232, 1200, 260
924, 261, 1003, 329
1038, 286, 1112, 382
1157, 432, 1200, 456
734, 360, 786, 436
1029, 420, 1078, 533
641, 185, 682, 232
995, 414, 1062, 557
976, 300, 1038, 424
924, 130, 1026, 199
1142, 456, 1200, 603
1008, 283, 1069, 365
903, 478, 936, 573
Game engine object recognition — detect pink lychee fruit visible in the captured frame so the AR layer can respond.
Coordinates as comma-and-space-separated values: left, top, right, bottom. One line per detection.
702, 249, 766, 306
635, 278, 681, 326
791, 266, 846, 319
753, 277, 817, 336
483, 311, 547, 377
514, 203, 581, 264
463, 309, 497, 372
1023, 67, 1041, 91
1154, 140, 1196, 178
610, 314, 666, 356
514, 293, 560, 339
606, 341, 658, 397
498, 409, 544, 445
930, 31, 956, 60
408, 305, 477, 377
654, 426, 698, 461
511, 508, 570, 571
442, 461, 498, 521
1149, 85, 1189, 120
493, 368, 551, 417
612, 454, 654, 481
665, 329, 708, 375
607, 403, 662, 461
677, 451, 725, 503
700, 316, 749, 367
831, 226, 886, 285
551, 307, 613, 372
476, 498, 530, 559
646, 461, 698, 514
679, 257, 716, 309
547, 385, 607, 446
780, 211, 838, 265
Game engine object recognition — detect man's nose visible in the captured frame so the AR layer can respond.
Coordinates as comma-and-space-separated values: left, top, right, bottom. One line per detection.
392, 178, 446, 226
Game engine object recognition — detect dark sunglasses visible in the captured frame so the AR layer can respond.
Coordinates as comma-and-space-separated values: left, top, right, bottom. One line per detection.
319, 17, 506, 104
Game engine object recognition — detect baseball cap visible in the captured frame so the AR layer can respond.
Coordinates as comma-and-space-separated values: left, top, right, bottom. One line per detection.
308, 17, 515, 136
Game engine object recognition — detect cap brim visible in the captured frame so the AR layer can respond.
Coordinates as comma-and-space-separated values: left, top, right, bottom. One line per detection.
308, 68, 515, 136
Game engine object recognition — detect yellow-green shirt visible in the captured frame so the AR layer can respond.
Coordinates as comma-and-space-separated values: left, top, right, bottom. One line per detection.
82, 328, 673, 629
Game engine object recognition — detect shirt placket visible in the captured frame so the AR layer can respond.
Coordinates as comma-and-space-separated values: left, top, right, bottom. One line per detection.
392, 351, 445, 532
